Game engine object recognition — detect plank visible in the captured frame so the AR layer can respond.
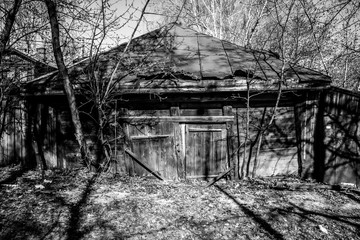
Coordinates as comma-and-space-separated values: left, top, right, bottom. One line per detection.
130, 135, 171, 140
173, 122, 184, 178
125, 148, 163, 180
119, 116, 234, 123
206, 167, 234, 187
188, 128, 223, 132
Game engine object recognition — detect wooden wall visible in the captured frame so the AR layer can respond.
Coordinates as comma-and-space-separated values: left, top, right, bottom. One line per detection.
22, 88, 360, 186
24, 101, 83, 170
17, 97, 300, 180
10, 87, 359, 185
119, 109, 232, 179
0, 101, 26, 166
115, 104, 298, 179
324, 89, 360, 185
297, 88, 360, 185
0, 50, 55, 168
235, 107, 298, 178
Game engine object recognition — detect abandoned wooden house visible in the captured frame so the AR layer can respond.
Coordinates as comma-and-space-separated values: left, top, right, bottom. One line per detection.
0, 48, 56, 166
23, 23, 360, 185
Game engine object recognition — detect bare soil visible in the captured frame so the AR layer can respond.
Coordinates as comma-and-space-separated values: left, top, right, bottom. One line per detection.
0, 166, 359, 240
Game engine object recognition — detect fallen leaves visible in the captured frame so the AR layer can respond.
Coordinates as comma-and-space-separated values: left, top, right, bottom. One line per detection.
319, 224, 329, 234
0, 166, 359, 239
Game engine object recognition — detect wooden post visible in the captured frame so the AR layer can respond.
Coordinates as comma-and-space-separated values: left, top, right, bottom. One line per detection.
235, 108, 241, 179
171, 106, 184, 179
223, 105, 235, 179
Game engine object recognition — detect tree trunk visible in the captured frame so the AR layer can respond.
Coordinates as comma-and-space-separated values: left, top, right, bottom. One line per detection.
0, 0, 22, 64
44, 0, 90, 167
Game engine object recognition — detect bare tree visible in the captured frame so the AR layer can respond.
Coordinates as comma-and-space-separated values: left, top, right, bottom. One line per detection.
82, 0, 161, 171
0, 0, 22, 63
44, 0, 91, 167
42, 0, 156, 170
149, 0, 270, 46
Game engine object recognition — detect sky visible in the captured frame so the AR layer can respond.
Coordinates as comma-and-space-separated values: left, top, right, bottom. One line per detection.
104, 0, 161, 47
12, 0, 163, 60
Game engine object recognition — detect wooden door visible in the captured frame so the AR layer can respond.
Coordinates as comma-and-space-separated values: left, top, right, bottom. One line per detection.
131, 135, 175, 179
185, 124, 227, 178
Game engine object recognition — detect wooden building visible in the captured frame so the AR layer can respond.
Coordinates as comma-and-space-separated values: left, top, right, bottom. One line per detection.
0, 48, 56, 166
24, 23, 360, 185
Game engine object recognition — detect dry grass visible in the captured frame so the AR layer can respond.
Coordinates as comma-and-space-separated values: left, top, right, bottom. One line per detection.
0, 166, 359, 240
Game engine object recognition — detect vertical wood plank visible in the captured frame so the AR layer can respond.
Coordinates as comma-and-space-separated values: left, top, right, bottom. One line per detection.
56, 109, 64, 169
210, 131, 214, 175
160, 138, 166, 178
124, 122, 134, 176
235, 108, 241, 179
197, 132, 202, 176
294, 102, 304, 177
21, 102, 26, 163
186, 127, 192, 176
181, 124, 186, 178
204, 131, 211, 177
171, 106, 183, 178
223, 105, 234, 179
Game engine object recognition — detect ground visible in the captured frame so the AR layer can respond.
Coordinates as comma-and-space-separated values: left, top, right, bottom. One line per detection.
0, 166, 359, 240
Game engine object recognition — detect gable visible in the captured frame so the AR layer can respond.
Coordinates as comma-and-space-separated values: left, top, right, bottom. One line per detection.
1, 48, 56, 83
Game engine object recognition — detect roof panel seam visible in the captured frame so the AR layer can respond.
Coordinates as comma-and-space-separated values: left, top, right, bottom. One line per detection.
197, 35, 203, 79
221, 40, 234, 76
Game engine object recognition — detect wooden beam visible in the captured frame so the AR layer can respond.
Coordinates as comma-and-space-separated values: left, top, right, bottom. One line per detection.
119, 116, 234, 123
188, 128, 223, 132
206, 167, 233, 187
130, 135, 171, 140
125, 148, 164, 180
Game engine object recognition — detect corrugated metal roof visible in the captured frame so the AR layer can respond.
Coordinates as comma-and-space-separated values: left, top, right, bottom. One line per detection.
27, 23, 331, 93
104, 23, 331, 82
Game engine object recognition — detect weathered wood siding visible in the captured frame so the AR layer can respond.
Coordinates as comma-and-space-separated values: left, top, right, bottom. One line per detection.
19, 99, 300, 180
324, 89, 360, 185
185, 123, 228, 178
116, 104, 298, 179
234, 106, 298, 178
0, 49, 55, 168
25, 101, 86, 170
0, 102, 26, 166
126, 118, 177, 179
24, 87, 360, 185
298, 88, 360, 185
